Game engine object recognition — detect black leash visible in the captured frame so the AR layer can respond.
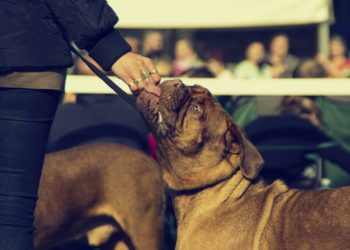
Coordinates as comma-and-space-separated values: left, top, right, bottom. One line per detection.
70, 44, 137, 109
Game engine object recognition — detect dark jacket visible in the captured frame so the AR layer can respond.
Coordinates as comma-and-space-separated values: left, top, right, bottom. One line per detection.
0, 0, 131, 71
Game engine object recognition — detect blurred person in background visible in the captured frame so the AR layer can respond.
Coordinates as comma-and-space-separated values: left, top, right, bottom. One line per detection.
268, 33, 299, 78
207, 49, 234, 79
142, 31, 165, 59
125, 36, 140, 53
0, 1, 161, 249
317, 35, 350, 78
142, 31, 171, 76
181, 67, 215, 78
171, 38, 204, 77
234, 41, 271, 79
294, 58, 326, 79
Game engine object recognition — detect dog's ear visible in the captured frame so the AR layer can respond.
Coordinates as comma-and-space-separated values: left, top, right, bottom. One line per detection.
239, 133, 264, 179
226, 122, 264, 180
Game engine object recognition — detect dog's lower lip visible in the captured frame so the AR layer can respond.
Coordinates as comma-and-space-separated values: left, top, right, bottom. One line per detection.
145, 93, 160, 112
140, 91, 160, 126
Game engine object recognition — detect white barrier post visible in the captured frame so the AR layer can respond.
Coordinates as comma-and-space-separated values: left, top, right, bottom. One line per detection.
317, 22, 330, 57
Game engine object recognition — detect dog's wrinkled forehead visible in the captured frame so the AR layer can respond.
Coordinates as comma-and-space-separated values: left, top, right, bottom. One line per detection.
188, 85, 222, 114
183, 85, 215, 111
189, 85, 211, 96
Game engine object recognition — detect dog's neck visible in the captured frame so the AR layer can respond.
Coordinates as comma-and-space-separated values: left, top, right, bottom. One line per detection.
172, 170, 257, 224
159, 147, 242, 191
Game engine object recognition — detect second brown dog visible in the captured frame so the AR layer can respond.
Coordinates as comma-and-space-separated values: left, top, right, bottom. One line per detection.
34, 143, 164, 250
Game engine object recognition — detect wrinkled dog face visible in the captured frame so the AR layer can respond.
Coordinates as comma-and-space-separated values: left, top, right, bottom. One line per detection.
137, 80, 263, 190
137, 80, 226, 154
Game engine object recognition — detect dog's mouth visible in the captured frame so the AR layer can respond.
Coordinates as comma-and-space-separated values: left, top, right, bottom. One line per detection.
137, 80, 189, 134
137, 90, 161, 127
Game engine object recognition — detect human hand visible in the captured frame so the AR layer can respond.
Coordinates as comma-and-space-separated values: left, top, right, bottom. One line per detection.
270, 54, 283, 66
271, 64, 286, 78
111, 52, 161, 96
316, 53, 329, 66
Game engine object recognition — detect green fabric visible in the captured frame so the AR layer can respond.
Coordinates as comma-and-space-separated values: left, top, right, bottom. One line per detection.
316, 97, 350, 187
323, 160, 350, 188
316, 97, 350, 151
232, 97, 257, 128
216, 96, 257, 128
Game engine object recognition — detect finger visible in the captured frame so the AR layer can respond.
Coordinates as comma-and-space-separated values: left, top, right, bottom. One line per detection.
139, 67, 161, 96
139, 58, 161, 96
118, 71, 139, 93
123, 61, 146, 91
127, 78, 139, 94
142, 57, 161, 84
136, 71, 147, 91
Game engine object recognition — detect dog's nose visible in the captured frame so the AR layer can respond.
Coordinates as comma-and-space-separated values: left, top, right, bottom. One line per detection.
174, 81, 186, 91
169, 80, 183, 89
160, 79, 183, 90
160, 80, 186, 96
174, 82, 181, 88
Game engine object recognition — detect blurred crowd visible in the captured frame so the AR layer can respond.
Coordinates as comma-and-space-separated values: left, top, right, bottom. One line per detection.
65, 31, 350, 189
72, 31, 350, 79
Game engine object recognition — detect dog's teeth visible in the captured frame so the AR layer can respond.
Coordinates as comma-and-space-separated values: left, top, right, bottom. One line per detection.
158, 112, 163, 124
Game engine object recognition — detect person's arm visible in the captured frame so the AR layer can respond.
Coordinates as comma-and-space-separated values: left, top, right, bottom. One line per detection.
316, 53, 347, 78
44, 0, 160, 94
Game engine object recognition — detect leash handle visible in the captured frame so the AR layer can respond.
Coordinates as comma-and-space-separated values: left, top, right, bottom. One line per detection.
70, 44, 137, 109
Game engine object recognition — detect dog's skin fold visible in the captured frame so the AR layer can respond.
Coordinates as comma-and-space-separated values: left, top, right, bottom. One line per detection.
137, 79, 350, 250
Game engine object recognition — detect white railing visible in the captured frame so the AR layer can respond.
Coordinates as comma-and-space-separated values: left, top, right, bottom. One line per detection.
65, 75, 350, 96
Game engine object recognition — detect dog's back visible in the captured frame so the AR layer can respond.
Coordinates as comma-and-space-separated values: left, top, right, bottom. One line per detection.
34, 143, 164, 249
260, 184, 350, 250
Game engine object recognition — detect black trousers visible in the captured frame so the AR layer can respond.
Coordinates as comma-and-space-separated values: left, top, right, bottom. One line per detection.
0, 88, 61, 250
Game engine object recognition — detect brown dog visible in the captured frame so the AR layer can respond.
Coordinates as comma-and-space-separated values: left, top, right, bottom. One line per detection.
137, 79, 350, 250
34, 143, 164, 250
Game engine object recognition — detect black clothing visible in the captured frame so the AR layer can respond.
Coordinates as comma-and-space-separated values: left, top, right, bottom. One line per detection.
0, 0, 131, 71
0, 88, 61, 250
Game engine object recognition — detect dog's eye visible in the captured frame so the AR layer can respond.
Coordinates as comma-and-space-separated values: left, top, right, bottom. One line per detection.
190, 104, 202, 115
192, 105, 199, 112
